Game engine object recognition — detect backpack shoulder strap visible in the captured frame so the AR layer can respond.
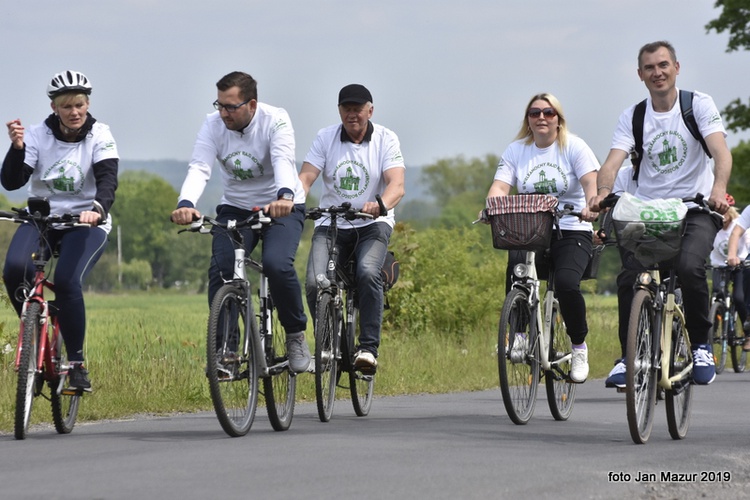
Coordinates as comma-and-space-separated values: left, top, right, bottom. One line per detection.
679, 89, 712, 159
631, 99, 647, 181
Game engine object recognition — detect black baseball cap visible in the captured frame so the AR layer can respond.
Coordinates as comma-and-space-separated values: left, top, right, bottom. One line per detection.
338, 84, 373, 105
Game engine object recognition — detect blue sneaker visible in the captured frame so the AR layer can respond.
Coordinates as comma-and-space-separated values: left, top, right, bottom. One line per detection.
605, 358, 626, 388
691, 344, 716, 385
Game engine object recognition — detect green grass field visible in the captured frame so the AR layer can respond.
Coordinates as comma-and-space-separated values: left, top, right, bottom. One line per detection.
0, 292, 621, 433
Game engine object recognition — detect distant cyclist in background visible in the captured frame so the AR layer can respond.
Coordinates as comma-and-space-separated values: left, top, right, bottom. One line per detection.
486, 92, 600, 383
170, 71, 310, 373
299, 84, 405, 373
2, 70, 119, 391
590, 40, 732, 385
725, 200, 750, 351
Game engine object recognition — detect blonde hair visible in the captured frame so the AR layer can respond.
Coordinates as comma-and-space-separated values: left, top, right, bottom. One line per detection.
513, 92, 568, 150
53, 93, 89, 107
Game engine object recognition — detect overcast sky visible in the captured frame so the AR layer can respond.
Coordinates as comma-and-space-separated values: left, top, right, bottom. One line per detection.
4, 1, 749, 171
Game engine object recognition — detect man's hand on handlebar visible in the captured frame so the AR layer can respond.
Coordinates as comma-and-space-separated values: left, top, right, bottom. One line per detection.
171, 207, 201, 225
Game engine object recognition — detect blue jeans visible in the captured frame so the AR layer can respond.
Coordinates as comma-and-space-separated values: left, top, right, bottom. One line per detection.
3, 224, 108, 362
209, 204, 307, 334
306, 222, 392, 356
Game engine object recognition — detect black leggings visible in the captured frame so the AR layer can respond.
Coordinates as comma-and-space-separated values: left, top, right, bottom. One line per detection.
507, 230, 593, 345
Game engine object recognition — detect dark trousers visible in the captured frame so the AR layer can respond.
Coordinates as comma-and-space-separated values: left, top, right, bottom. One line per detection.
3, 224, 108, 362
208, 204, 307, 334
616, 211, 720, 356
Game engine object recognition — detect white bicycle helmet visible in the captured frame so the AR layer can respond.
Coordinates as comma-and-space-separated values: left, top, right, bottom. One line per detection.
46, 70, 92, 99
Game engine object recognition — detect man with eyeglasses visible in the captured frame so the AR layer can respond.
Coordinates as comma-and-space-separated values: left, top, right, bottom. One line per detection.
171, 71, 311, 373
589, 40, 732, 386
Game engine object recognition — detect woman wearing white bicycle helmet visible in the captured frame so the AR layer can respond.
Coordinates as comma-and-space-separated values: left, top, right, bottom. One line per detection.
2, 70, 119, 392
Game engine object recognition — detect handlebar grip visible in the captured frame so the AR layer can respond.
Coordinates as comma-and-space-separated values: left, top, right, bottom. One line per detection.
375, 194, 387, 217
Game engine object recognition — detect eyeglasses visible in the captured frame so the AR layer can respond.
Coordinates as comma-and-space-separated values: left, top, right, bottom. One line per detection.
527, 107, 557, 119
213, 99, 251, 113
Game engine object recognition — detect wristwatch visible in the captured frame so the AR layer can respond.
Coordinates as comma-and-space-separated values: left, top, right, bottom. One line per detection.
280, 192, 294, 202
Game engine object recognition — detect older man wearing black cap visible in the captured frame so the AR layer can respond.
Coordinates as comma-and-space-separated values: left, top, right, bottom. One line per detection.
299, 83, 405, 373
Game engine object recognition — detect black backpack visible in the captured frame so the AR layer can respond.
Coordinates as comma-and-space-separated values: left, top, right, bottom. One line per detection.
630, 89, 712, 182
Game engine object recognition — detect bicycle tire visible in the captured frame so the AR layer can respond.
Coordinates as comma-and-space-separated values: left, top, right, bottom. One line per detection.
709, 301, 727, 374
665, 310, 692, 440
348, 304, 374, 416
729, 310, 747, 373
498, 288, 539, 425
50, 323, 81, 434
15, 302, 41, 440
545, 302, 576, 421
314, 292, 339, 422
263, 295, 296, 431
625, 289, 658, 444
206, 284, 258, 437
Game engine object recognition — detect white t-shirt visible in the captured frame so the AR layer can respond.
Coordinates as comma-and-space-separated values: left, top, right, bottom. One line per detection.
24, 120, 118, 233
179, 102, 305, 210
711, 218, 750, 266
609, 89, 726, 201
493, 134, 599, 231
304, 122, 405, 228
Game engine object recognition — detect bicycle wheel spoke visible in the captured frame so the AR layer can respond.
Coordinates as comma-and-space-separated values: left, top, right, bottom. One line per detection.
666, 311, 693, 439
545, 303, 576, 421
263, 294, 296, 431
626, 290, 658, 444
348, 304, 374, 416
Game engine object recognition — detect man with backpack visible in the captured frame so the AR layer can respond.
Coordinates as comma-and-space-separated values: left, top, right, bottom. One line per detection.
589, 40, 732, 386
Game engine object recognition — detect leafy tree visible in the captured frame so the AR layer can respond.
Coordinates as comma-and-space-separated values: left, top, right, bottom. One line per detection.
421, 154, 498, 203
706, 1, 750, 132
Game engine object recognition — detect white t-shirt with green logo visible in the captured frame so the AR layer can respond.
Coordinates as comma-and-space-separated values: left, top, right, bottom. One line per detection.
180, 102, 305, 210
24, 121, 118, 233
304, 122, 405, 228
610, 89, 725, 202
493, 134, 599, 231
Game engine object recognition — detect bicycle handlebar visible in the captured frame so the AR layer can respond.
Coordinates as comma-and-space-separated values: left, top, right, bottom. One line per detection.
0, 207, 85, 227
178, 209, 272, 234
305, 203, 374, 222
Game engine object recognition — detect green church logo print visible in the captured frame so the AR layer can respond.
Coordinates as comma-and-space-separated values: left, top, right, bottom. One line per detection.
333, 161, 370, 199
222, 151, 264, 180
533, 170, 557, 194
645, 131, 687, 175
42, 160, 84, 195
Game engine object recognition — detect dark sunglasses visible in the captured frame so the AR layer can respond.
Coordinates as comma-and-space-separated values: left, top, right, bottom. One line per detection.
528, 107, 557, 119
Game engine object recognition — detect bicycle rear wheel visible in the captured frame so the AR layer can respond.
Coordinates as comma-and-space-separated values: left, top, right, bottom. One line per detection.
729, 310, 747, 373
314, 292, 339, 422
206, 284, 258, 437
545, 302, 576, 421
50, 325, 81, 434
15, 302, 42, 440
626, 289, 658, 444
709, 301, 727, 374
665, 310, 692, 440
498, 288, 539, 425
348, 304, 374, 416
263, 296, 296, 431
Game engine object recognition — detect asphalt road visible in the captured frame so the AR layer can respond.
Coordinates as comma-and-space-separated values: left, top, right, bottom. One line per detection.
2, 372, 750, 500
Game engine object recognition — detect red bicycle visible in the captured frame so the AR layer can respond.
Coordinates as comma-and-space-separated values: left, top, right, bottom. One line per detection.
1, 197, 86, 439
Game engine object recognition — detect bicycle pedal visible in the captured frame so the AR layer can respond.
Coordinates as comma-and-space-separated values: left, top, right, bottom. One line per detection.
616, 387, 627, 394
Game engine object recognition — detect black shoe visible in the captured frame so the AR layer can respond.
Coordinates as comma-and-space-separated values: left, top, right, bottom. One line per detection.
67, 364, 92, 393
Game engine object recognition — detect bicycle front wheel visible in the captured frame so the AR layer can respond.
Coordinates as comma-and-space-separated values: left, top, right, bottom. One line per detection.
665, 310, 692, 440
709, 301, 727, 374
348, 305, 374, 417
498, 288, 539, 425
207, 284, 259, 437
314, 292, 339, 422
263, 297, 296, 431
545, 302, 576, 421
15, 302, 41, 440
729, 310, 747, 373
50, 325, 81, 434
625, 289, 658, 444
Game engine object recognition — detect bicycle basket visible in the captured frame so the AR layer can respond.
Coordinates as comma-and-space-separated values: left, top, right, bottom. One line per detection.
486, 194, 558, 252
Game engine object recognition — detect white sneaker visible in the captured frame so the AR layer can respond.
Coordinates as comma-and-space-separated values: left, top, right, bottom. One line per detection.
570, 345, 589, 383
509, 333, 528, 363
353, 350, 377, 374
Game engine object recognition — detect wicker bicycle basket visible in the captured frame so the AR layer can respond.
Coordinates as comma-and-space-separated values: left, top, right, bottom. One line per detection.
486, 194, 558, 252
612, 218, 686, 269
